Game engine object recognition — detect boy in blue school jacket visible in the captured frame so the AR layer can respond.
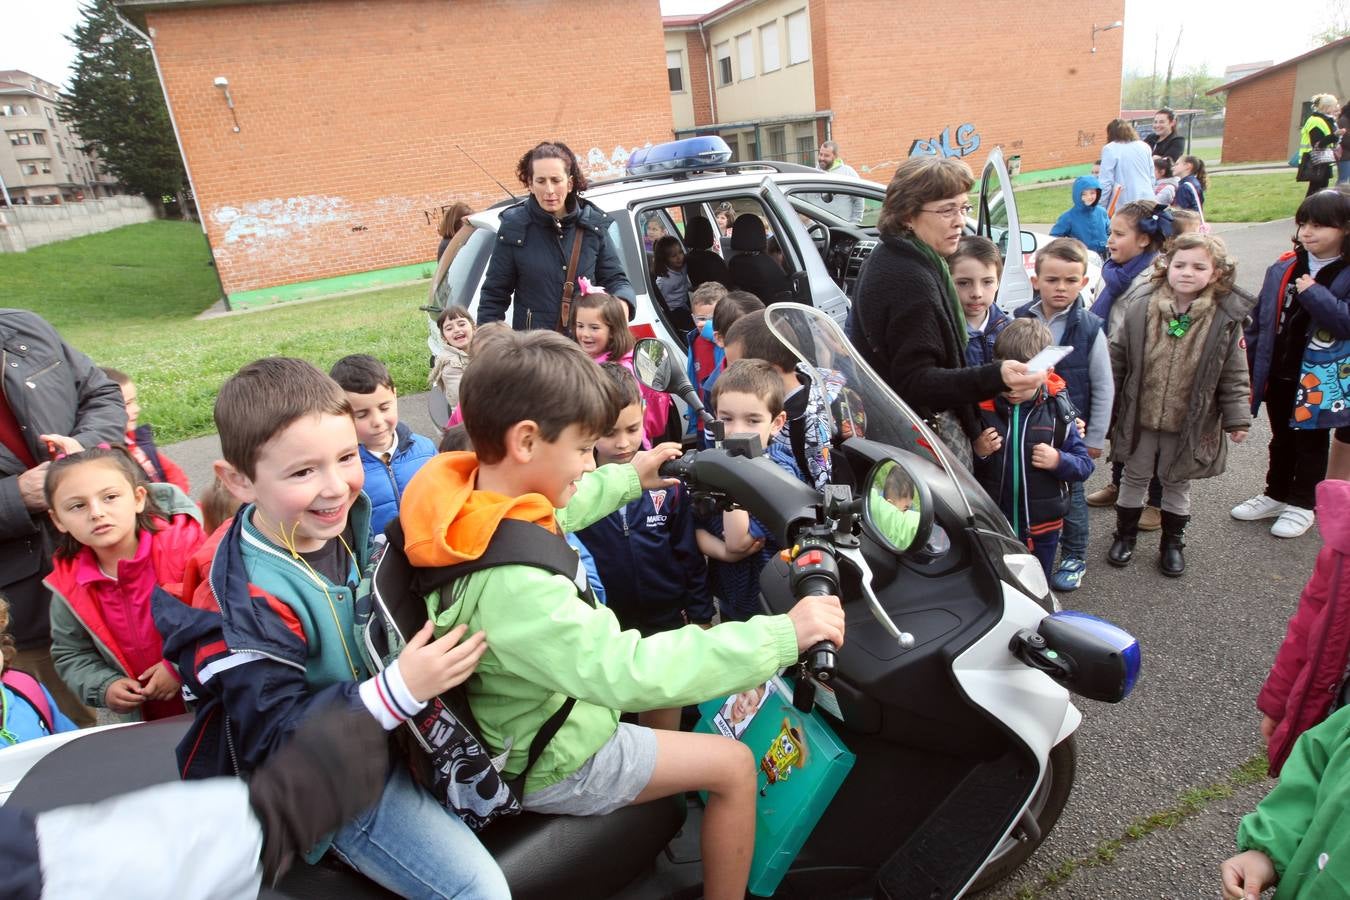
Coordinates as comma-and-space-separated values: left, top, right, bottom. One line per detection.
152, 357, 507, 899
330, 354, 436, 539
580, 365, 714, 731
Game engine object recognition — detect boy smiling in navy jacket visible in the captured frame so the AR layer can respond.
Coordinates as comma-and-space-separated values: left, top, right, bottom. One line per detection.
579, 364, 713, 731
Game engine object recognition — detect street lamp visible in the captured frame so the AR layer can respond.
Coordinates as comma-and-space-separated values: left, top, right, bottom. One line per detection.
1091, 20, 1122, 54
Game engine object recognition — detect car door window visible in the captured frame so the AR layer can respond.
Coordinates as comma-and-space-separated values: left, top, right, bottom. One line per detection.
977, 148, 1033, 312
791, 188, 882, 227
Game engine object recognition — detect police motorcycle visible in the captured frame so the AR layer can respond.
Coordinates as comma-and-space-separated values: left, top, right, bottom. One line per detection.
0, 304, 1139, 900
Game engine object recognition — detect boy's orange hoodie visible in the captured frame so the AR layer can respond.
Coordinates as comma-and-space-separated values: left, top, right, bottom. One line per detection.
400, 452, 557, 566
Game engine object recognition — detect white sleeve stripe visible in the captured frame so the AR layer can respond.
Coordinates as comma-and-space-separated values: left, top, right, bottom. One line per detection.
197, 651, 267, 684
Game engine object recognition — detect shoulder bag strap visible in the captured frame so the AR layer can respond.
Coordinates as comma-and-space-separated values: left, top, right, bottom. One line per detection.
558, 227, 585, 334
2, 669, 55, 734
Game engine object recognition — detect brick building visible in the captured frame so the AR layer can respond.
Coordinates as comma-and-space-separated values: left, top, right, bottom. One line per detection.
1208, 37, 1350, 164
116, 0, 672, 308
663, 0, 1123, 184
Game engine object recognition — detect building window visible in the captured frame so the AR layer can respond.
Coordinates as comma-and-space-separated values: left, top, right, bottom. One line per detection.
768, 127, 786, 161
40, 162, 51, 174
8, 131, 30, 146
760, 24, 780, 72
666, 50, 684, 92
32, 132, 45, 145
797, 134, 815, 164
0, 106, 10, 117
786, 10, 810, 65
716, 42, 732, 85
44, 107, 54, 122
21, 163, 37, 176
2, 104, 30, 116
736, 32, 754, 80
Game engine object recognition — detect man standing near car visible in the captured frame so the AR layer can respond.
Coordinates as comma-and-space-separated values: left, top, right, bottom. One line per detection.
816, 141, 865, 224
0, 310, 126, 728
1145, 108, 1186, 164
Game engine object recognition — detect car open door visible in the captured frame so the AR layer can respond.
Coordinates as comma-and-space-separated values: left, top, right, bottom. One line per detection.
977, 147, 1035, 313
759, 176, 850, 324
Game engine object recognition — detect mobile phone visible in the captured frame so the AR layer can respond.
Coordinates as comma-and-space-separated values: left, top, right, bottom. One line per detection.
1025, 345, 1073, 374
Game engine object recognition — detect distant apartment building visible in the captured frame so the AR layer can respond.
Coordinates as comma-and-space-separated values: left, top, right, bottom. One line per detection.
664, 0, 1123, 182
0, 70, 120, 205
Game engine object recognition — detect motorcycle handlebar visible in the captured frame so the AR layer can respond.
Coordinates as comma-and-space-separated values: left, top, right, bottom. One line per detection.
659, 452, 696, 480
790, 551, 840, 683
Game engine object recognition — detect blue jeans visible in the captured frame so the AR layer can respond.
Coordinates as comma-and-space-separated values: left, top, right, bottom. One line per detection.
329, 765, 510, 899
1060, 482, 1088, 559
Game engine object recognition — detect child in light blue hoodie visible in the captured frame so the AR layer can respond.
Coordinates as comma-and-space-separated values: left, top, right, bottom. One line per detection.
1050, 175, 1110, 257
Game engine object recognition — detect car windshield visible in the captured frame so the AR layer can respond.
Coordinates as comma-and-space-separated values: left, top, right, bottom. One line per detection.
764, 304, 985, 522
792, 190, 883, 227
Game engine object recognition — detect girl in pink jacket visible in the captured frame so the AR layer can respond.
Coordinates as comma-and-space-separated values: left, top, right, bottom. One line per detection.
1258, 478, 1350, 774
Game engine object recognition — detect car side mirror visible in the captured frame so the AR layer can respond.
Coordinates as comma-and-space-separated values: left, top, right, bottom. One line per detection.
1020, 231, 1037, 255
861, 458, 933, 554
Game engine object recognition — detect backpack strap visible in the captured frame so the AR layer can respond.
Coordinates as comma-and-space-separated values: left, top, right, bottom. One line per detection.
2, 669, 56, 735
380, 518, 594, 787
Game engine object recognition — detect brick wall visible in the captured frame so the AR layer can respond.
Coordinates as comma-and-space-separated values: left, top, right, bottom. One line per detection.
146, 0, 672, 298
685, 30, 714, 126
1221, 68, 1297, 163
809, 0, 1123, 184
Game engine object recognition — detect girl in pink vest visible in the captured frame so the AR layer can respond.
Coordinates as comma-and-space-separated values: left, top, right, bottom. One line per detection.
44, 447, 205, 722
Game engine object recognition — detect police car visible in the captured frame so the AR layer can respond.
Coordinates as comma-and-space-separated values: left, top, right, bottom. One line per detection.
427, 138, 1095, 356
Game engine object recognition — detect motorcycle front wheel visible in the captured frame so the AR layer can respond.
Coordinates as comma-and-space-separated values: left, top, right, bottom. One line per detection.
968, 734, 1078, 895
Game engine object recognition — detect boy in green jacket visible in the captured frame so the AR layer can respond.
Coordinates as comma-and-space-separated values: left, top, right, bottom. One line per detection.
399, 330, 846, 900
1221, 704, 1350, 899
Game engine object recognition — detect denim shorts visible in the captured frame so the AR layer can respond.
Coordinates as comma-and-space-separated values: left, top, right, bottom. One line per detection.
521, 723, 659, 816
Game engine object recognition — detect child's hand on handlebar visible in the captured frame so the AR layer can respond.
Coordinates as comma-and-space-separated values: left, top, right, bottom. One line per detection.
788, 595, 846, 653
632, 442, 683, 490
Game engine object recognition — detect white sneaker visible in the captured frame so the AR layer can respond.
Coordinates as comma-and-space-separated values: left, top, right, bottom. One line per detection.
1271, 506, 1315, 538
1231, 494, 1287, 521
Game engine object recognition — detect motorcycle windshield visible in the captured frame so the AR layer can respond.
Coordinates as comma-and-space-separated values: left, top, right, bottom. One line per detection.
764, 304, 990, 525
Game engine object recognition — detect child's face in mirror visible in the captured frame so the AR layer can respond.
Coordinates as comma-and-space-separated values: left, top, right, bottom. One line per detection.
442, 316, 474, 350
952, 258, 999, 324
595, 403, 643, 466
574, 307, 611, 358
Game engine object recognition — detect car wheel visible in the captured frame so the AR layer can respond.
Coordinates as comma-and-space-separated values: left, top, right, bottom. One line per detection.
967, 734, 1078, 894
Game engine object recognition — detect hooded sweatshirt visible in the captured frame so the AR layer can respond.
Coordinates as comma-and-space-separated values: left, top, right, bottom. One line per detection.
1050, 175, 1109, 257
400, 452, 799, 794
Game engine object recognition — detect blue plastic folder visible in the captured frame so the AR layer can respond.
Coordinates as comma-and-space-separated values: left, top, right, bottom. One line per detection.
695, 676, 856, 896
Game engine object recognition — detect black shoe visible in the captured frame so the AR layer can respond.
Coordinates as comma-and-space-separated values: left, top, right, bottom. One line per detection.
1159, 511, 1189, 577
1108, 505, 1144, 567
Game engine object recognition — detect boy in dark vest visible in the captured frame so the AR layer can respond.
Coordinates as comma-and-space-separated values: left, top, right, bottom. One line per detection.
1015, 238, 1114, 591
974, 318, 1096, 578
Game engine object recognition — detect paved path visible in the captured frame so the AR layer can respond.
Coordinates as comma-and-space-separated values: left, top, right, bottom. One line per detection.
162, 219, 1303, 900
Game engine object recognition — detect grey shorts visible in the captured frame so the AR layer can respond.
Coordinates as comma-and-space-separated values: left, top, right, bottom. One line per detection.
521, 723, 659, 816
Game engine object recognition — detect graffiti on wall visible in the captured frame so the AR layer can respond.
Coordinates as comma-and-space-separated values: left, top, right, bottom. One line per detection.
211, 195, 351, 246
584, 143, 655, 180
908, 123, 981, 159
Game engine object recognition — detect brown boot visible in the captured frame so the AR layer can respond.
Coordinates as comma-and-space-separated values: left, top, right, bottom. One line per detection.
1086, 482, 1118, 508
1138, 505, 1162, 531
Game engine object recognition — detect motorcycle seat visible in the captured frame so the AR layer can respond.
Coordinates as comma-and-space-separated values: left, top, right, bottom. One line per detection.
9, 716, 688, 900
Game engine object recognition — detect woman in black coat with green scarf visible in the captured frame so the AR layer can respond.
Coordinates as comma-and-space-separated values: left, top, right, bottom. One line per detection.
848, 156, 1044, 467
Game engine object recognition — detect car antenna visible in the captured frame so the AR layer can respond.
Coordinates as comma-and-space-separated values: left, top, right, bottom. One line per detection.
456, 144, 517, 200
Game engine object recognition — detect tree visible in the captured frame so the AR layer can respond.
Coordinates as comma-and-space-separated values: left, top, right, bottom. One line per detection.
59, 0, 187, 214
1312, 0, 1350, 44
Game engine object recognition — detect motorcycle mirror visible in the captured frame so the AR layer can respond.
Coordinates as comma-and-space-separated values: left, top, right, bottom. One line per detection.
861, 458, 934, 555
633, 337, 714, 425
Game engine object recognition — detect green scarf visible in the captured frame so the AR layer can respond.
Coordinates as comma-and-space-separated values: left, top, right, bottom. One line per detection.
902, 233, 968, 349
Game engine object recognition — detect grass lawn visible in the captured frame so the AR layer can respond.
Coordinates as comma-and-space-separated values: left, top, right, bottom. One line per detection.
0, 221, 430, 443
1011, 172, 1305, 225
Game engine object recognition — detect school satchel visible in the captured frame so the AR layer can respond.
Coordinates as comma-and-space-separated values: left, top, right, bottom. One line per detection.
361, 518, 595, 831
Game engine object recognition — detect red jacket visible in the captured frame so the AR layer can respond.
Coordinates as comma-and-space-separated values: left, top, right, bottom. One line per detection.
1258, 479, 1350, 775
45, 512, 204, 720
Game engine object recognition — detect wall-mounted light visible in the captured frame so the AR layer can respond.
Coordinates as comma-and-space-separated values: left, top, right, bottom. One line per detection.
1091, 21, 1122, 54
214, 76, 241, 133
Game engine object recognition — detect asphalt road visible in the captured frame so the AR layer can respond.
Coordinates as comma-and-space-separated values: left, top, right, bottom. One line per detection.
162, 218, 1306, 900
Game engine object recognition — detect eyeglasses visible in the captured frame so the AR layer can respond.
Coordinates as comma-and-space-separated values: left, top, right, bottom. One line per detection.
919, 203, 973, 222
